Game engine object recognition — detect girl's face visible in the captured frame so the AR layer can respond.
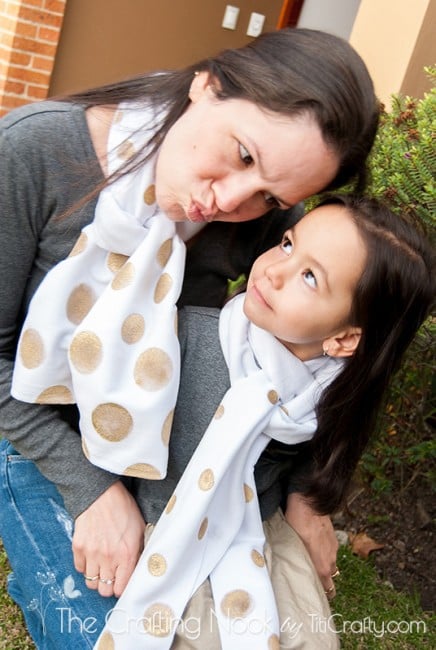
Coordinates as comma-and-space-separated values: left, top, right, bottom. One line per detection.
244, 204, 367, 361
155, 72, 339, 223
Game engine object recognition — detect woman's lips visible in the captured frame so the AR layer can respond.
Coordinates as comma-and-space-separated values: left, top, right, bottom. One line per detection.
187, 200, 215, 223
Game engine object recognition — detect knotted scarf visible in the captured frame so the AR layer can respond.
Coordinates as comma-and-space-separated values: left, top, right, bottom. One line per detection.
95, 294, 342, 649
11, 102, 202, 479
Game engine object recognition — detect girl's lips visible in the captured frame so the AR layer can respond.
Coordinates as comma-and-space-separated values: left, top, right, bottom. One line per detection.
249, 283, 271, 308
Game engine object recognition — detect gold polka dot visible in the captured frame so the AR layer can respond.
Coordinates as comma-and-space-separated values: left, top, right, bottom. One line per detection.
268, 634, 280, 650
96, 630, 115, 650
134, 348, 173, 391
154, 273, 173, 303
251, 549, 265, 568
214, 404, 225, 419
148, 553, 167, 576
143, 603, 174, 637
165, 494, 176, 514
19, 329, 44, 369
68, 232, 88, 257
243, 483, 254, 502
144, 184, 156, 205
66, 284, 96, 325
220, 589, 252, 619
117, 139, 136, 160
267, 389, 279, 405
111, 262, 135, 290
121, 313, 145, 344
81, 438, 90, 459
107, 252, 129, 274
123, 463, 161, 479
92, 403, 133, 442
156, 238, 172, 267
69, 331, 103, 373
198, 517, 208, 540
36, 385, 73, 404
198, 469, 214, 491
161, 410, 174, 446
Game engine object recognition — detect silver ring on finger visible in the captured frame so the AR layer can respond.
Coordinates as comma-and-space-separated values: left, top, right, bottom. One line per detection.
99, 576, 115, 585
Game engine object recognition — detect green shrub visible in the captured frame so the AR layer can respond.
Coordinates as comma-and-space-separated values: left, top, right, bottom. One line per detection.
361, 68, 435, 493
367, 65, 435, 238
308, 67, 436, 495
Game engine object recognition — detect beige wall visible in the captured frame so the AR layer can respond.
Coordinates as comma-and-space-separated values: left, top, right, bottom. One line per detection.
297, 0, 361, 39
401, 0, 436, 98
49, 0, 283, 96
350, 0, 434, 107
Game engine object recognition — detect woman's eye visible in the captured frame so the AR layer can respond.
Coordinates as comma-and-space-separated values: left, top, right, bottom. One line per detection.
263, 192, 280, 207
280, 235, 293, 254
303, 269, 317, 288
239, 143, 253, 166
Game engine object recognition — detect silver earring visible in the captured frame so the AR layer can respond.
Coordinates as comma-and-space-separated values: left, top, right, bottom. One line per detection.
323, 347, 329, 356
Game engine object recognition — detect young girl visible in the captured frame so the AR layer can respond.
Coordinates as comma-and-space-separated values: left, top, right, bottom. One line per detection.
92, 194, 434, 650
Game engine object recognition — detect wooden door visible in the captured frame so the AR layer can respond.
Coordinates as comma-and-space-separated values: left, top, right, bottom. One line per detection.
277, 0, 305, 28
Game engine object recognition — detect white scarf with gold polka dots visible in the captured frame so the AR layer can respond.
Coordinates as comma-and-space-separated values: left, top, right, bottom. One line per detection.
11, 103, 201, 479
96, 294, 342, 650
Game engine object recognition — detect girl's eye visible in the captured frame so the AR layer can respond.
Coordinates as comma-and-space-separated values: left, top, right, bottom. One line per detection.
239, 143, 253, 166
280, 235, 293, 254
303, 269, 317, 289
263, 191, 280, 207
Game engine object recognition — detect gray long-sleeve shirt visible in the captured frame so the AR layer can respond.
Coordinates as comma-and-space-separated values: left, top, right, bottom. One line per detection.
0, 100, 308, 521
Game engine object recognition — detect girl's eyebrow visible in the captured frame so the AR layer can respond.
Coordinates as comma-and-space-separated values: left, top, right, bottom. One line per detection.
291, 225, 330, 290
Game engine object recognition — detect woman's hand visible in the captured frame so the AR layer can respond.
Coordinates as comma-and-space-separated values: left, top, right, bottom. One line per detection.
72, 481, 146, 598
285, 492, 339, 600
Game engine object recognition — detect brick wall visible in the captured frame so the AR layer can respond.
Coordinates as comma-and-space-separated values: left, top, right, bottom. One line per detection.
0, 0, 66, 117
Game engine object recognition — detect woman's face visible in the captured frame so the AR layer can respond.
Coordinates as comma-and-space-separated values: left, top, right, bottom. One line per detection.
155, 72, 339, 223
244, 204, 367, 361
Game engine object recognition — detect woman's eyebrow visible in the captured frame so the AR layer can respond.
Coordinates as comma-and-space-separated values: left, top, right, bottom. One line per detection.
246, 137, 293, 209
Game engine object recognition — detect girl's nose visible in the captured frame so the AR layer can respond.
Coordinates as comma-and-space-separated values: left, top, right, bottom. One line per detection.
265, 260, 286, 289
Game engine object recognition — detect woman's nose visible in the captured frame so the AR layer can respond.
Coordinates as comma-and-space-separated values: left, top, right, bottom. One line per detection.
212, 178, 262, 216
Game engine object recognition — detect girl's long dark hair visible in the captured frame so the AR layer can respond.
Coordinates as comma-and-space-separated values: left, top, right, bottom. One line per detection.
301, 195, 435, 514
65, 28, 379, 194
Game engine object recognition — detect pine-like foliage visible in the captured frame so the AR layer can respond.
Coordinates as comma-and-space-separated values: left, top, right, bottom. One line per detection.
368, 66, 435, 239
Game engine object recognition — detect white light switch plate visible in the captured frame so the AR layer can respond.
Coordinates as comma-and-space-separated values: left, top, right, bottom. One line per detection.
246, 12, 265, 37
222, 5, 240, 30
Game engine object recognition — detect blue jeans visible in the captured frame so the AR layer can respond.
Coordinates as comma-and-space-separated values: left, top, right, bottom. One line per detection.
0, 440, 117, 649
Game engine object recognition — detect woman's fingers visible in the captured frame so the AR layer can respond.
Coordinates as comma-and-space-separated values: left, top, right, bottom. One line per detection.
72, 481, 146, 597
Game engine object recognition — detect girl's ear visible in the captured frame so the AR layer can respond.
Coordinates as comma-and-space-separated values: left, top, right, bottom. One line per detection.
323, 327, 362, 358
189, 71, 214, 102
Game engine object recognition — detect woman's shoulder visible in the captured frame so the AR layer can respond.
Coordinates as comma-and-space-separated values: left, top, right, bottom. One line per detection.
1, 100, 86, 142
0, 100, 100, 178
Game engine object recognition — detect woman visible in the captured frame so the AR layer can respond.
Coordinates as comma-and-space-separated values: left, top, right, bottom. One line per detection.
0, 28, 379, 648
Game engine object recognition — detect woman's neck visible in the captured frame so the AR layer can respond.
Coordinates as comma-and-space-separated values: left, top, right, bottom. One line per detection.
85, 105, 118, 176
